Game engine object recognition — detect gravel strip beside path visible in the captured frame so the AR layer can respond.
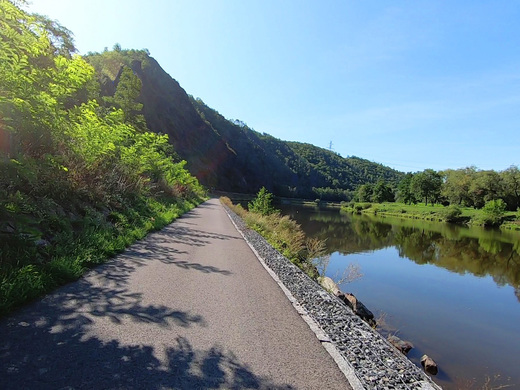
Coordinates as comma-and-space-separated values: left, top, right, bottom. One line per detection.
223, 203, 441, 390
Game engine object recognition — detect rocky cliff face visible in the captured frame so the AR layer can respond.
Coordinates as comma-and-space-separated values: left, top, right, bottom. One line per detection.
129, 58, 237, 190
88, 50, 403, 198
128, 56, 316, 195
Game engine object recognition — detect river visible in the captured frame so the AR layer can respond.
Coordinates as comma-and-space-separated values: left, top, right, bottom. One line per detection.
278, 204, 520, 390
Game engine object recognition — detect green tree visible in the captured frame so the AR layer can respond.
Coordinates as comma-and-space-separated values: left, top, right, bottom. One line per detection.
104, 66, 145, 129
501, 165, 520, 211
248, 187, 277, 216
482, 199, 507, 226
397, 173, 416, 204
32, 13, 76, 57
0, 0, 94, 157
371, 180, 394, 203
469, 170, 503, 208
441, 167, 475, 206
410, 169, 442, 205
356, 184, 374, 202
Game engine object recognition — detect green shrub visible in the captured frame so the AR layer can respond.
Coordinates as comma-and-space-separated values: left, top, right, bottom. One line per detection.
442, 205, 462, 222
482, 199, 507, 226
353, 202, 372, 212
248, 187, 277, 216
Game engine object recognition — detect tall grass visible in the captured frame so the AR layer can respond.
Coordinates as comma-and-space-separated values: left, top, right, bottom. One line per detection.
220, 197, 321, 279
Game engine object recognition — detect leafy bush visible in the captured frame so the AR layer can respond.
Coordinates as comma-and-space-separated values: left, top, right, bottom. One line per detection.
222, 197, 320, 279
248, 187, 277, 216
482, 199, 507, 226
441, 205, 462, 222
353, 202, 372, 212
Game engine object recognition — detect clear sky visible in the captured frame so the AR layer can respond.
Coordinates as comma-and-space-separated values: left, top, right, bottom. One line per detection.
26, 0, 520, 172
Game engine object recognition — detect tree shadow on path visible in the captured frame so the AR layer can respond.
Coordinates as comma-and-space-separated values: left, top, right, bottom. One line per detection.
0, 256, 291, 389
1, 310, 295, 389
0, 205, 291, 389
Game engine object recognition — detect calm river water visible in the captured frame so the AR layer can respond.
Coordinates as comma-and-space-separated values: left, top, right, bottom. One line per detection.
278, 204, 520, 390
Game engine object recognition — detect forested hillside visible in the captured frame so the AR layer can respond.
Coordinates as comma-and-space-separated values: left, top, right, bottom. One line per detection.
0, 2, 205, 315
86, 50, 403, 200
0, 0, 404, 314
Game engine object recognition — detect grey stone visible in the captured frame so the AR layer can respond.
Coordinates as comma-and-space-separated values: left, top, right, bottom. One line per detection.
35, 239, 50, 248
318, 276, 340, 295
336, 292, 376, 327
2, 222, 15, 233
388, 335, 414, 355
421, 355, 438, 376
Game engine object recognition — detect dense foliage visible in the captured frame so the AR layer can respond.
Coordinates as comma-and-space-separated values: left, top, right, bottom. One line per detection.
353, 166, 519, 208
441, 166, 520, 211
286, 142, 403, 198
0, 1, 205, 316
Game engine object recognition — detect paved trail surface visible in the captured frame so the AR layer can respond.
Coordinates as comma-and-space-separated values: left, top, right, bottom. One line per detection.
0, 199, 351, 389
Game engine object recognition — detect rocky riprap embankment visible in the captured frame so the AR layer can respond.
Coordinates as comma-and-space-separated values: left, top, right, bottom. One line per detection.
223, 205, 441, 390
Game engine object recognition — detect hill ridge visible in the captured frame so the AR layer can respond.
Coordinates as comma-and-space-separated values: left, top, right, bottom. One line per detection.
87, 50, 404, 200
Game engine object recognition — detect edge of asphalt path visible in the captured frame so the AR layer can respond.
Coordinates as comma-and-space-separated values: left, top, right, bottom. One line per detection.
223, 206, 366, 390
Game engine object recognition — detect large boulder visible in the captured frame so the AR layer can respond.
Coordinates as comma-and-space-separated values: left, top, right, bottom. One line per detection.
421, 355, 438, 375
387, 335, 413, 355
336, 292, 375, 327
318, 276, 340, 295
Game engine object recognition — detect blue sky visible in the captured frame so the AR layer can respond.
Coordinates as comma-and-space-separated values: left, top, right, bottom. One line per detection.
27, 0, 520, 172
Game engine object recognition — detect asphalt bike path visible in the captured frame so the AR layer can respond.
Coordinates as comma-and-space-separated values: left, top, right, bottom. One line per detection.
0, 198, 352, 389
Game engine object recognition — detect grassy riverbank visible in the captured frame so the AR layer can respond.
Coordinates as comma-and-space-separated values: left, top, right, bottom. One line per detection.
341, 202, 520, 230
220, 196, 322, 279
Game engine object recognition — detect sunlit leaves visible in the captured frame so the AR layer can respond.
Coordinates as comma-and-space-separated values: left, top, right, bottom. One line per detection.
1, 0, 204, 202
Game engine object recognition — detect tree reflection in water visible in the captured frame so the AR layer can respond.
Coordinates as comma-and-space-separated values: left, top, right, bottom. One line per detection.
281, 205, 520, 291
279, 204, 520, 390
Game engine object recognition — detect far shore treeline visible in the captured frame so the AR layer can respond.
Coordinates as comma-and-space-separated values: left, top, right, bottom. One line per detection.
343, 166, 520, 229
352, 167, 520, 211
